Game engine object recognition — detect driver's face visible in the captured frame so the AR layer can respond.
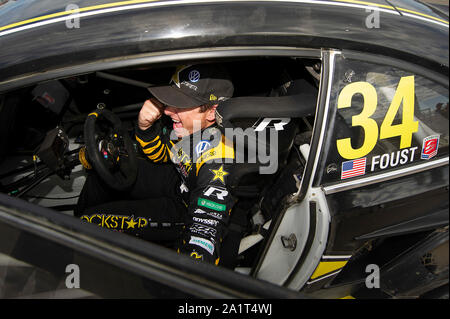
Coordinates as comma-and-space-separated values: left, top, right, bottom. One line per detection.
164, 105, 215, 138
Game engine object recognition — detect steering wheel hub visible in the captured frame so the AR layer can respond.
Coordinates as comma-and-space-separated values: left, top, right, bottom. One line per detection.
83, 109, 137, 191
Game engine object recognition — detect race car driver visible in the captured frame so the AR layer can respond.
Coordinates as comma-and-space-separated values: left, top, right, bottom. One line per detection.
76, 64, 236, 265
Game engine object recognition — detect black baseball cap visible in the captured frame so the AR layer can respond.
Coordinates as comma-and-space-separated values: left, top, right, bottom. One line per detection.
148, 64, 234, 108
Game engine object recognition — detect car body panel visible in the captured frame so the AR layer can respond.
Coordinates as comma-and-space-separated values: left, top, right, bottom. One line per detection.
0, 0, 448, 93
326, 165, 449, 253
0, 192, 308, 298
0, 0, 448, 299
294, 49, 449, 295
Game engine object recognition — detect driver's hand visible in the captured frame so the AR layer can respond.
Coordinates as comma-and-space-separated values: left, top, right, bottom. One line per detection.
138, 98, 164, 131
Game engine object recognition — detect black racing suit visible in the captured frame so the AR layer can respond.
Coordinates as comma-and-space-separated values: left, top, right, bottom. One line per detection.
134, 120, 236, 265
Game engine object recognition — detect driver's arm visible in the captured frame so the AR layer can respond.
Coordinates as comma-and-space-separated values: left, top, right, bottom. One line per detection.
135, 99, 171, 163
135, 120, 172, 162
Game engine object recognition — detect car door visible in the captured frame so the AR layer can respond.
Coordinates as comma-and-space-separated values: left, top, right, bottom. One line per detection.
253, 50, 449, 297
307, 50, 448, 296
0, 192, 307, 299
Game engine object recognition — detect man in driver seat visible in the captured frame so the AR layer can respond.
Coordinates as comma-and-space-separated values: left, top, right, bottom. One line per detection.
76, 64, 236, 265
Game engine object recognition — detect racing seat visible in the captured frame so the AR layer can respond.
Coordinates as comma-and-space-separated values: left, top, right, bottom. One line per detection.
215, 78, 317, 268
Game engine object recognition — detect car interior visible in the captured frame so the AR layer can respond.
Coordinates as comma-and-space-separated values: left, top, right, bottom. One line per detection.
0, 56, 321, 274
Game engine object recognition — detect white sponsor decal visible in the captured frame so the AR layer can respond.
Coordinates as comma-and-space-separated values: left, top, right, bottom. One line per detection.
207, 211, 223, 220
253, 118, 291, 131
195, 208, 223, 220
203, 186, 229, 200
194, 208, 207, 215
190, 223, 216, 237
189, 236, 214, 255
193, 217, 219, 227
181, 81, 198, 91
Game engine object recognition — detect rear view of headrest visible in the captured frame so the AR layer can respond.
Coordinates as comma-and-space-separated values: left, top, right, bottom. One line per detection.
215, 80, 317, 129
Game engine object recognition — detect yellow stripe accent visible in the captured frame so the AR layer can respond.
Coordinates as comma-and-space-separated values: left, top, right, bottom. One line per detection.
135, 134, 159, 148
0, 0, 161, 32
147, 143, 165, 160
395, 6, 449, 24
167, 140, 176, 159
0, 0, 446, 34
333, 0, 392, 10
196, 135, 234, 175
142, 140, 162, 154
88, 112, 98, 117
310, 261, 347, 280
340, 295, 355, 299
153, 148, 169, 162
78, 147, 92, 169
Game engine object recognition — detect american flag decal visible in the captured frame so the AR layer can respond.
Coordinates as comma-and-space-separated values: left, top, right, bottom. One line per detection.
341, 157, 366, 179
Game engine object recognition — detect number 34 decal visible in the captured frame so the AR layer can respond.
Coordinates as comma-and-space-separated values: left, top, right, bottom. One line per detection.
337, 76, 419, 159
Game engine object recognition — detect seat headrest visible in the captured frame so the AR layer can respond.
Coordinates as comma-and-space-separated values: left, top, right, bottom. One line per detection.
215, 80, 317, 128
215, 80, 317, 191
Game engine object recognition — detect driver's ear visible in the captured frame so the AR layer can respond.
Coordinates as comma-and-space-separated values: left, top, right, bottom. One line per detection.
206, 104, 218, 122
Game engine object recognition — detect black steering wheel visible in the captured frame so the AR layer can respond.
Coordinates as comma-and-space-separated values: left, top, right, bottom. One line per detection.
84, 109, 137, 191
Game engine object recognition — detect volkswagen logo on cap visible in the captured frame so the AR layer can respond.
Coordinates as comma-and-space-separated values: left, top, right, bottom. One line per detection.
189, 70, 200, 83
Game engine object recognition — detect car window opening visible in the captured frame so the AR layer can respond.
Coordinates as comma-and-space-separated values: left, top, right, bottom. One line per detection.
0, 56, 320, 274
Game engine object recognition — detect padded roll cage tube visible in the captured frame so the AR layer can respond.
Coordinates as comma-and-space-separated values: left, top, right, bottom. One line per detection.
216, 92, 317, 126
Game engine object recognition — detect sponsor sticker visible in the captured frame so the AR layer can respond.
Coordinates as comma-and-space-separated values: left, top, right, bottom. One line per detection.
189, 223, 217, 237
198, 198, 226, 211
80, 214, 147, 230
193, 216, 219, 227
207, 211, 223, 220
209, 165, 229, 184
203, 186, 229, 200
194, 208, 208, 215
421, 135, 439, 160
253, 118, 291, 131
194, 208, 223, 221
181, 81, 198, 91
189, 236, 215, 255
195, 140, 211, 157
